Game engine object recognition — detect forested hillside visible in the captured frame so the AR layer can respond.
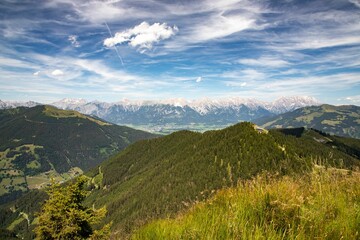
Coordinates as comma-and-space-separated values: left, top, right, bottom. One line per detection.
254, 104, 360, 138
1, 122, 359, 239
0, 106, 157, 204
88, 123, 359, 238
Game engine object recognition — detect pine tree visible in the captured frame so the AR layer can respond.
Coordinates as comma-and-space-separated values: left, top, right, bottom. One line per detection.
34, 176, 111, 240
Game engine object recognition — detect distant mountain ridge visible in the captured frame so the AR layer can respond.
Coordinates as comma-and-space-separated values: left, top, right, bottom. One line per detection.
50, 96, 320, 114
254, 104, 360, 138
0, 96, 320, 133
0, 100, 40, 109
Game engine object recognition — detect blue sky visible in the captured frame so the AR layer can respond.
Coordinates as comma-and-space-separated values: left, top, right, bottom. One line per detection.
0, 0, 359, 104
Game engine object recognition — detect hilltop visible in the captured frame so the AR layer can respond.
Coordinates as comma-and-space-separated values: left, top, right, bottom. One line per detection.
87, 124, 359, 238
0, 105, 157, 204
254, 104, 360, 139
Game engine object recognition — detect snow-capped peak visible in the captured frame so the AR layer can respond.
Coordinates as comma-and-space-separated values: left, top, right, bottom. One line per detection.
55, 98, 88, 105
51, 98, 88, 109
0, 100, 40, 109
1, 96, 321, 117
270, 96, 320, 114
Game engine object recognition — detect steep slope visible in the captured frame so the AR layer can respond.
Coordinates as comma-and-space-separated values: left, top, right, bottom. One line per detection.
0, 105, 157, 204
133, 167, 360, 239
85, 123, 359, 238
254, 104, 360, 138
2, 123, 359, 239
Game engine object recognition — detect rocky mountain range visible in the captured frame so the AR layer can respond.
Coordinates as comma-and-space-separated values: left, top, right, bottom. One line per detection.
0, 96, 320, 133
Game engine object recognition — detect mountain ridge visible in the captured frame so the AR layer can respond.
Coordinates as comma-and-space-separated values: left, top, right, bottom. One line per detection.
254, 104, 360, 139
0, 105, 157, 204
0, 96, 320, 133
51, 96, 320, 114
1, 96, 320, 115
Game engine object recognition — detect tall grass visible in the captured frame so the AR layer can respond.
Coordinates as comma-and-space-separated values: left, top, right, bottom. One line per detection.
132, 166, 360, 240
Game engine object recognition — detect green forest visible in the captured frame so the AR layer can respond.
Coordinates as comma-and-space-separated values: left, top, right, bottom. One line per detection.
1, 122, 359, 239
0, 106, 156, 204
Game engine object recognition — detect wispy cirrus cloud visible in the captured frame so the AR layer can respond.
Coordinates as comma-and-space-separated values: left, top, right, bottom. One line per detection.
349, 0, 360, 8
1, 0, 359, 104
342, 95, 360, 103
238, 56, 290, 68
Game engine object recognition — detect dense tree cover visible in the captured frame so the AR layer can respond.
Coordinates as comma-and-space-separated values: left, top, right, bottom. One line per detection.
0, 190, 46, 239
270, 128, 360, 169
34, 176, 111, 240
84, 123, 360, 238
0, 106, 156, 171
1, 122, 360, 239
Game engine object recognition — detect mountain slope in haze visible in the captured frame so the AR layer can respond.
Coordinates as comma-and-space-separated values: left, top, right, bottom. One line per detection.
254, 104, 360, 139
0, 105, 157, 204
1, 123, 360, 239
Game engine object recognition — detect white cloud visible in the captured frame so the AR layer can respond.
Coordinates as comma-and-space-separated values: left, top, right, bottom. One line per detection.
104, 22, 178, 52
0, 56, 37, 69
51, 69, 64, 76
345, 95, 360, 103
225, 81, 247, 87
259, 73, 360, 92
74, 59, 137, 82
221, 69, 265, 81
349, 0, 360, 8
33, 71, 40, 76
189, 13, 256, 43
68, 35, 80, 47
238, 56, 290, 68
196, 77, 202, 83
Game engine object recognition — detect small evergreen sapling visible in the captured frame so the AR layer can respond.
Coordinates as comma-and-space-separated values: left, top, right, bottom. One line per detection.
34, 176, 111, 240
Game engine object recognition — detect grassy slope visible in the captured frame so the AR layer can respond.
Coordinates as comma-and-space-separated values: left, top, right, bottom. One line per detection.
254, 104, 360, 139
133, 166, 360, 240
85, 123, 360, 238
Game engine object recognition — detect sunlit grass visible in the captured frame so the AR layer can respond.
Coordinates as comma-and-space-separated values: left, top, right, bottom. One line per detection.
133, 165, 360, 240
